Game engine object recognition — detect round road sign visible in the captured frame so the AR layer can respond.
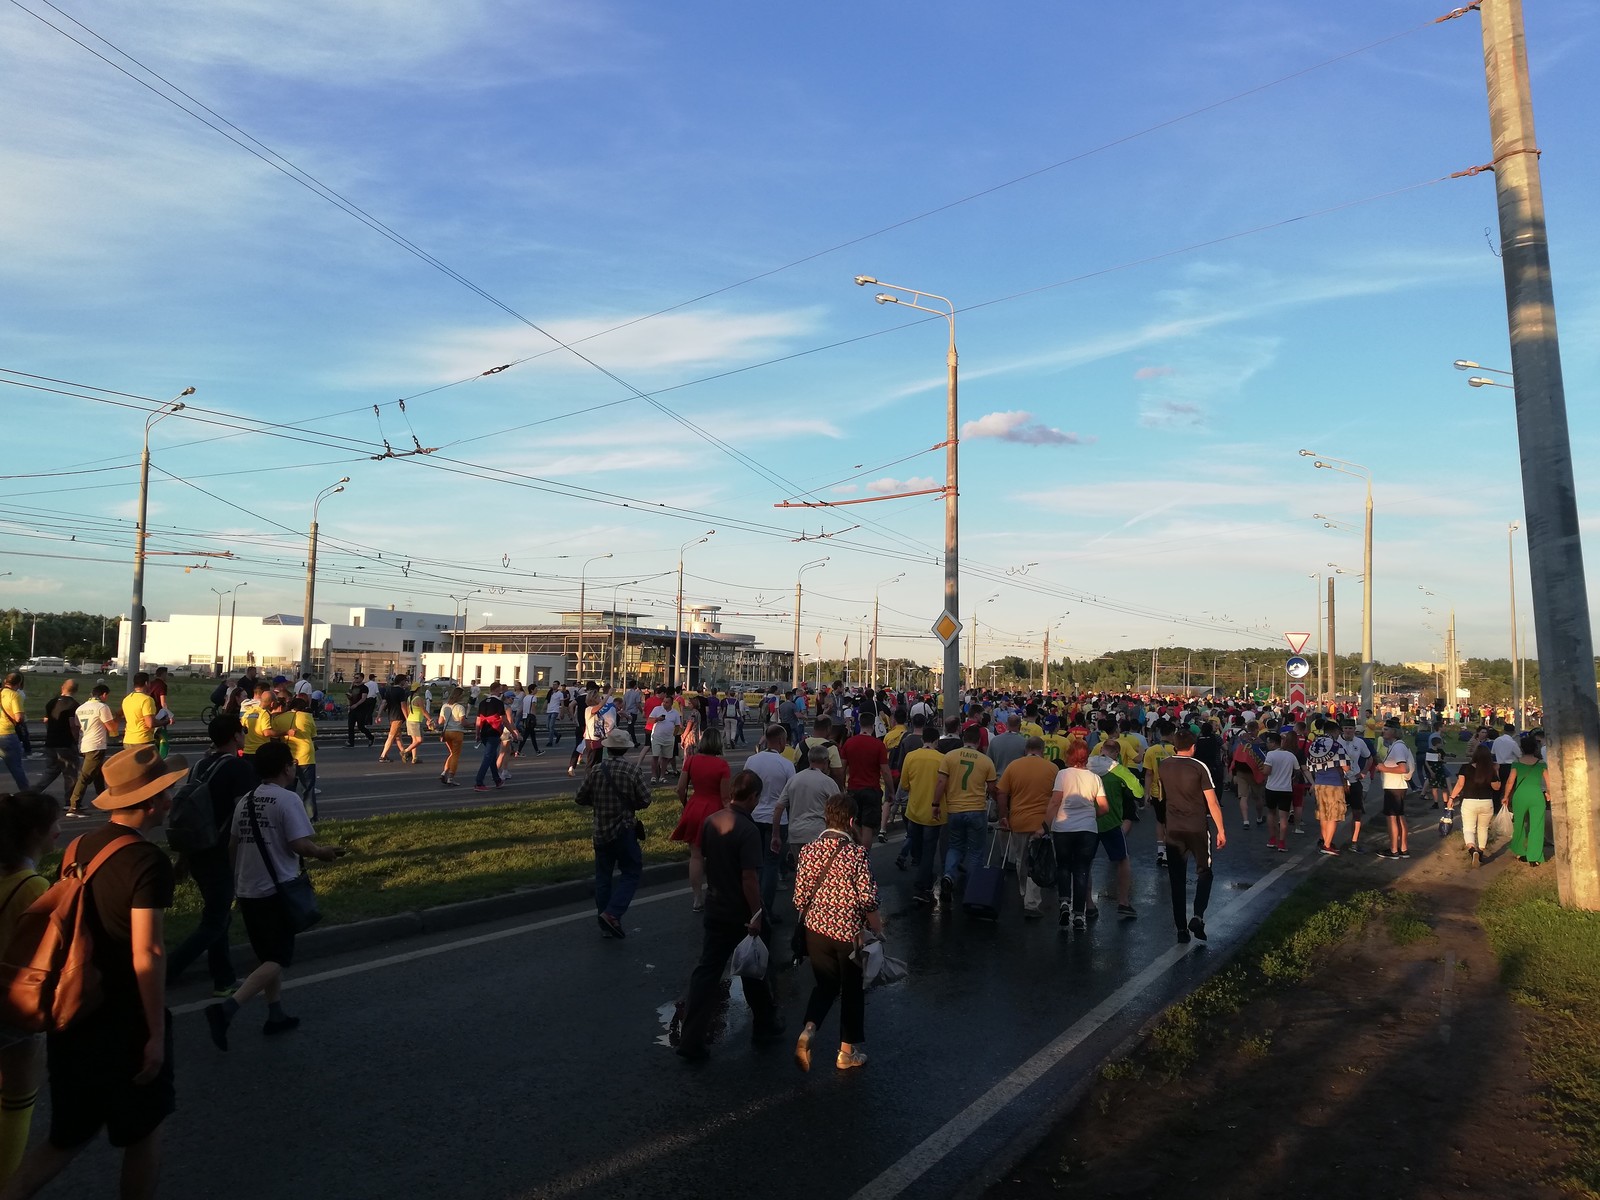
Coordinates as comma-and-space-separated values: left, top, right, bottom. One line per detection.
1286, 655, 1311, 680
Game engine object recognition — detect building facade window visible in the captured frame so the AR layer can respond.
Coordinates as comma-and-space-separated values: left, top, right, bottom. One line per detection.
402, 640, 416, 652
422, 641, 435, 652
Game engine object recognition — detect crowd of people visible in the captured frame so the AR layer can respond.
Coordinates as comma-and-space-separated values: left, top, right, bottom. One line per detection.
568, 680, 1555, 1073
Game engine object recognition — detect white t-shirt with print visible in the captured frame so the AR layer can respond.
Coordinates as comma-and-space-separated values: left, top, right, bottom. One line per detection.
77, 698, 115, 752
1263, 748, 1301, 791
1382, 741, 1416, 791
232, 783, 315, 901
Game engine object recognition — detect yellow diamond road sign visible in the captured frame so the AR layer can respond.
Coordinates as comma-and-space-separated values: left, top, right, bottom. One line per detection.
932, 611, 962, 646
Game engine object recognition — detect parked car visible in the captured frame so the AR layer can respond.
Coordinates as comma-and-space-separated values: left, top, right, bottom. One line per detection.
19, 656, 69, 674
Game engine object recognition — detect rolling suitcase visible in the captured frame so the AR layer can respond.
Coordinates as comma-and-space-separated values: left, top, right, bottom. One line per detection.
962, 830, 1010, 921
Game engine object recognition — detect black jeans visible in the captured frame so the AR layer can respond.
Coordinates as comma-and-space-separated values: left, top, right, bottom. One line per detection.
348, 699, 375, 745
680, 917, 777, 1052
518, 714, 541, 754
804, 929, 865, 1044
1052, 830, 1099, 915
165, 848, 237, 990
1165, 829, 1214, 928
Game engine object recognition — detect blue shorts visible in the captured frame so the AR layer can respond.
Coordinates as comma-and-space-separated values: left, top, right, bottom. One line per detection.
1097, 827, 1128, 862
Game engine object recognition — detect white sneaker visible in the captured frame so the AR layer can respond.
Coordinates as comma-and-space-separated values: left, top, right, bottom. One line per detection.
567, 766, 575, 777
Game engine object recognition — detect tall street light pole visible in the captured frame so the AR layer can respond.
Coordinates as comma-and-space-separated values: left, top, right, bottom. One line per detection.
856, 276, 960, 718
792, 558, 828, 690
128, 388, 193, 676
576, 553, 613, 687
870, 573, 903, 691
675, 530, 714, 690
225, 582, 248, 675
447, 591, 479, 686
1475, 0, 1599, 908
1304, 450, 1374, 720
210, 587, 230, 676
299, 478, 349, 684
1508, 521, 1522, 729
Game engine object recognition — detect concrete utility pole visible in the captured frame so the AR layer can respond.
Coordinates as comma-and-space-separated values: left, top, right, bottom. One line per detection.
299, 479, 348, 684
128, 390, 192, 676
1327, 577, 1337, 707
1478, 0, 1600, 908
1508, 520, 1522, 727
576, 553, 612, 687
792, 558, 826, 690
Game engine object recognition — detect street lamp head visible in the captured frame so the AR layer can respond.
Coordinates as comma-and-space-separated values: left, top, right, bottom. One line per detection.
331, 485, 345, 496
1298, 449, 1316, 457
1453, 359, 1478, 371
179, 387, 196, 397
1467, 377, 1493, 388
1510, 520, 1520, 534
338, 476, 351, 485
171, 402, 187, 413
1313, 461, 1329, 470
853, 275, 877, 287
875, 293, 898, 305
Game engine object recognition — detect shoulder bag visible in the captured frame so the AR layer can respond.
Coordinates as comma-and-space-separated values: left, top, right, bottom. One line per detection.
789, 836, 847, 964
245, 789, 322, 934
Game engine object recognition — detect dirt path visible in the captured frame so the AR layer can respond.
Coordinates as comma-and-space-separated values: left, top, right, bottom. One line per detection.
988, 826, 1576, 1199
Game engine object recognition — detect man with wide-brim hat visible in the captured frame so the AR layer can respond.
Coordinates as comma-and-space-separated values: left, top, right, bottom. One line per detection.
576, 729, 653, 939
4, 743, 185, 1197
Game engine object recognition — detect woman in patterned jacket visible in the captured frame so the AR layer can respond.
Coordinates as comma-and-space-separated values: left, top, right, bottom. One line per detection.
792, 792, 883, 1072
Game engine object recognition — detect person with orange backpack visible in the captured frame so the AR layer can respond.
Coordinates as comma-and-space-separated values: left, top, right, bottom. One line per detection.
0, 791, 59, 1185
0, 745, 185, 1200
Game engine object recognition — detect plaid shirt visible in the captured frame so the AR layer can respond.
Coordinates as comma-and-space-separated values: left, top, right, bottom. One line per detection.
575, 756, 651, 842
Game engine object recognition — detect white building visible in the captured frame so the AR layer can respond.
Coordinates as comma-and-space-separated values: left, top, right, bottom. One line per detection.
121, 605, 457, 682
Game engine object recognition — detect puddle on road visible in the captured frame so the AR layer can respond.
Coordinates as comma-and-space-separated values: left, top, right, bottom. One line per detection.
654, 981, 751, 1050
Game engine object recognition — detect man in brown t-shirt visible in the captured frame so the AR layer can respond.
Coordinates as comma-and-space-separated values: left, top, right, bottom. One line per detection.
996, 737, 1060, 916
1156, 728, 1227, 944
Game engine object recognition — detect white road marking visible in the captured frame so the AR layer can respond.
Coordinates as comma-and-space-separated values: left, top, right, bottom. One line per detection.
170, 885, 692, 1015
849, 853, 1308, 1200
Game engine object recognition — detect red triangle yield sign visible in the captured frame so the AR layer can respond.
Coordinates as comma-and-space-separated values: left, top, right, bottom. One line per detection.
1284, 631, 1310, 655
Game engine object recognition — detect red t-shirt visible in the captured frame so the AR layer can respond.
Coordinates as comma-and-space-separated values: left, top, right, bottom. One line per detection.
644, 697, 665, 731
840, 734, 889, 791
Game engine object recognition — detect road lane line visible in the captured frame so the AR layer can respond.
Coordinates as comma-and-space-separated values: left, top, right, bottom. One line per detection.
169, 885, 692, 1015
849, 853, 1308, 1200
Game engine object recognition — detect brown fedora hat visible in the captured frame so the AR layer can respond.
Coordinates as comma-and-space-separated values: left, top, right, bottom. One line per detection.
94, 746, 191, 811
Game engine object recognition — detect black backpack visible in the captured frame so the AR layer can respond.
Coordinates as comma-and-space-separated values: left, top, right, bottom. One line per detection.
166, 754, 231, 854
209, 681, 228, 707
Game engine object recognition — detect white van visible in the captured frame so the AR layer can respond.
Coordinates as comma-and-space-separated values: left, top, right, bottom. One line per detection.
19, 656, 69, 674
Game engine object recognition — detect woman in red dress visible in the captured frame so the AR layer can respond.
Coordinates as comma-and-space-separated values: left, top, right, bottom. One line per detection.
671, 725, 732, 910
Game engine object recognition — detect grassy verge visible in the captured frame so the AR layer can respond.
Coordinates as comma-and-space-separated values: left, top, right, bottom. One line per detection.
1478, 871, 1600, 1193
164, 790, 689, 943
1135, 876, 1422, 1075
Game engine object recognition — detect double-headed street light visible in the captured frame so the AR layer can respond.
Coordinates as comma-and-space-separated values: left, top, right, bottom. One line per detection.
674, 530, 715, 690
869, 572, 903, 690
128, 388, 194, 677
225, 582, 248, 675
576, 553, 613, 687
792, 558, 828, 690
1303, 450, 1374, 720
856, 275, 960, 718
299, 478, 349, 683
1455, 358, 1515, 390
447, 590, 480, 685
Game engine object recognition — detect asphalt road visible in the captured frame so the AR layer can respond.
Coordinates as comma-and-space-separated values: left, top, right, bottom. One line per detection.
24, 804, 1358, 1200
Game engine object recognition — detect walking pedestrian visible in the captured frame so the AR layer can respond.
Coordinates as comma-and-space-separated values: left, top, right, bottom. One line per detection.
1044, 740, 1105, 929
744, 725, 796, 919
933, 724, 997, 901
897, 728, 946, 904
994, 736, 1057, 918
401, 685, 428, 766
1449, 745, 1501, 866
32, 681, 81, 801
472, 692, 508, 792
165, 715, 254, 996
1375, 724, 1416, 860
435, 688, 467, 787
376, 675, 409, 763
1, 745, 186, 1199
1338, 719, 1373, 853
1260, 733, 1299, 852
288, 695, 320, 819
0, 790, 57, 1184
63, 683, 117, 817
671, 727, 732, 911
1304, 720, 1352, 855
793, 792, 883, 1072
204, 741, 346, 1051
840, 719, 892, 846
676, 770, 783, 1061
119, 672, 163, 749
345, 673, 374, 747
1156, 728, 1227, 943
576, 730, 652, 939
0, 677, 28, 792
1505, 736, 1550, 865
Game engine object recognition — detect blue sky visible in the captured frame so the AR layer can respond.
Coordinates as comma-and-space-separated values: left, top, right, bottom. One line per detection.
4, 0, 1598, 673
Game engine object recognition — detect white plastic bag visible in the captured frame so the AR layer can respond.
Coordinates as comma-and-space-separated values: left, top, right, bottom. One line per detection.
1490, 804, 1513, 845
730, 933, 769, 981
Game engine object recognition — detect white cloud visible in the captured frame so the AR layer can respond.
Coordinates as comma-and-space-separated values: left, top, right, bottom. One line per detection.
1139, 400, 1204, 429
867, 476, 938, 495
340, 308, 823, 387
961, 410, 1091, 446
0, 576, 64, 598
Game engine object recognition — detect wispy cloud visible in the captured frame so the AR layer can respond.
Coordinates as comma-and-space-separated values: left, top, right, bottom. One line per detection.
1139, 400, 1204, 429
961, 410, 1092, 445
0, 576, 63, 598
867, 476, 938, 495
1134, 365, 1175, 381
